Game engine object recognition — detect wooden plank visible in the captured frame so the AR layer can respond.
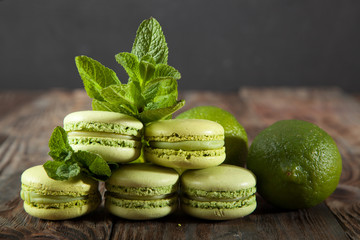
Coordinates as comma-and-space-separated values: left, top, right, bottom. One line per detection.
110, 199, 347, 240
0, 91, 45, 121
0, 88, 356, 239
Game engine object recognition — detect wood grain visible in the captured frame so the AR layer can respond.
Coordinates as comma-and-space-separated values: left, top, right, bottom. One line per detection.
1, 88, 358, 239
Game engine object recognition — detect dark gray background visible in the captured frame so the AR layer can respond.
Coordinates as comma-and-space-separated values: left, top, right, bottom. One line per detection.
1, 0, 359, 92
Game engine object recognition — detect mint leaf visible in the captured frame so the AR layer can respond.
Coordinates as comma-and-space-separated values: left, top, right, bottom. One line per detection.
74, 151, 112, 181
57, 162, 81, 179
101, 84, 139, 115
140, 100, 185, 123
92, 99, 135, 116
43, 161, 80, 181
75, 56, 121, 101
140, 54, 156, 65
48, 126, 74, 162
139, 59, 156, 85
43, 161, 67, 180
131, 18, 168, 65
143, 78, 178, 109
115, 52, 140, 80
153, 64, 181, 80
76, 18, 184, 124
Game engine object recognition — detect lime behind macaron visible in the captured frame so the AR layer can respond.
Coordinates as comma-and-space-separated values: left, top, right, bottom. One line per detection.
181, 164, 257, 220
105, 163, 180, 220
143, 119, 226, 170
63, 111, 143, 163
20, 165, 101, 220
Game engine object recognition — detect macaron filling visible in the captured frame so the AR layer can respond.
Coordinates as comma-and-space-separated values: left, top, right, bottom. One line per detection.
20, 185, 100, 209
144, 147, 226, 158
67, 132, 141, 148
68, 131, 140, 141
64, 121, 142, 138
146, 134, 224, 142
106, 184, 178, 198
149, 140, 225, 151
106, 195, 178, 209
182, 194, 256, 209
21, 190, 87, 204
182, 186, 256, 200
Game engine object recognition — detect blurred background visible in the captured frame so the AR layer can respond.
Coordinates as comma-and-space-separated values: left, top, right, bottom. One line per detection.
1, 0, 359, 92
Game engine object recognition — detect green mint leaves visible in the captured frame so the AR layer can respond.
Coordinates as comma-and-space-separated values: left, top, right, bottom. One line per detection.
75, 56, 121, 101
131, 17, 168, 65
75, 17, 184, 124
44, 126, 112, 181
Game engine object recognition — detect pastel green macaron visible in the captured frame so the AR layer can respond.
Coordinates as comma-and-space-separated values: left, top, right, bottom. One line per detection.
64, 110, 143, 163
20, 165, 101, 220
105, 163, 179, 220
181, 164, 257, 220
143, 119, 226, 170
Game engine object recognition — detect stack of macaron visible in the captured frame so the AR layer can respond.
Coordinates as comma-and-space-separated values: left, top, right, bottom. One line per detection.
142, 119, 257, 220
21, 110, 145, 220
20, 111, 257, 221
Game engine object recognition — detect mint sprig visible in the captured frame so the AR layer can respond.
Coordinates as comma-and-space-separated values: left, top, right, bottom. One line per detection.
43, 126, 112, 181
75, 17, 184, 124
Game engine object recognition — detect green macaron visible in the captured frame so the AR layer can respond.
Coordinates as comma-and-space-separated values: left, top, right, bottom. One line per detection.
63, 110, 143, 163
105, 163, 180, 220
181, 164, 257, 220
20, 165, 101, 220
143, 119, 226, 170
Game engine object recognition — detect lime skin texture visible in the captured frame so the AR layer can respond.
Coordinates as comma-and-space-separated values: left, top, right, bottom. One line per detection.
247, 120, 342, 210
20, 165, 101, 220
63, 110, 144, 163
180, 164, 257, 220
176, 106, 248, 167
105, 163, 180, 220
143, 119, 226, 170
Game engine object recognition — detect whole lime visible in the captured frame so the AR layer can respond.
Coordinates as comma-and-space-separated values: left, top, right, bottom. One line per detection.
176, 106, 248, 166
247, 120, 342, 209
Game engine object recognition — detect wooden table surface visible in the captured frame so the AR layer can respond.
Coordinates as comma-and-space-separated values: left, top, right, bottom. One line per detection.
0, 88, 359, 240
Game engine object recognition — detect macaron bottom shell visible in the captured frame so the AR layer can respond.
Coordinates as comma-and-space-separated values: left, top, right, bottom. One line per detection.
105, 195, 178, 220
181, 199, 257, 220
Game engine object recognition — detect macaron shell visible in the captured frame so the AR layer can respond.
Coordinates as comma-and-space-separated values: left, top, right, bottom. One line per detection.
145, 119, 224, 139
64, 110, 143, 130
105, 198, 177, 220
181, 200, 257, 220
181, 164, 256, 191
107, 163, 179, 188
144, 147, 226, 169
23, 200, 100, 220
71, 144, 141, 163
21, 165, 99, 193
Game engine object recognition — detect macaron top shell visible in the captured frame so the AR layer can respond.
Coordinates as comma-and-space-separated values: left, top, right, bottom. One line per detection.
181, 164, 256, 191
107, 163, 179, 188
145, 119, 224, 141
64, 111, 143, 136
21, 165, 98, 194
